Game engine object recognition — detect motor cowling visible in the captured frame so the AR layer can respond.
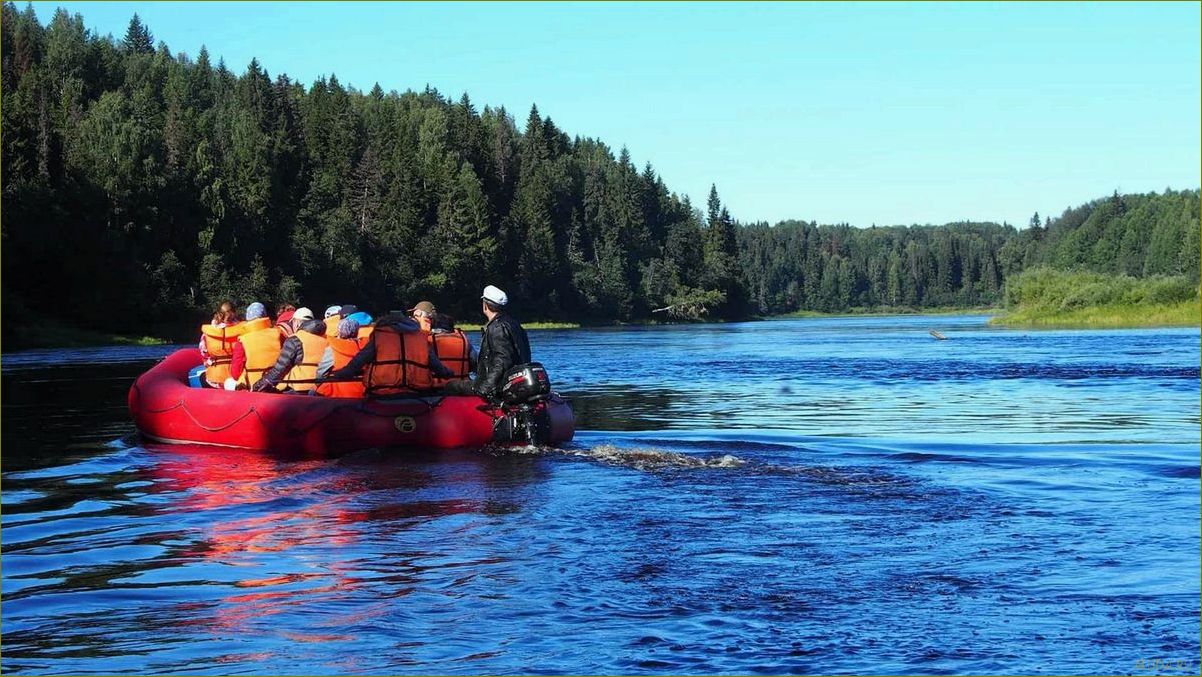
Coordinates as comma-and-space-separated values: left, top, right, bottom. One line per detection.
492, 362, 554, 445
500, 362, 551, 405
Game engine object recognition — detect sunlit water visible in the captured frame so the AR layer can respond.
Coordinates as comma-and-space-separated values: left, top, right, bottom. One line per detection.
2, 316, 1198, 675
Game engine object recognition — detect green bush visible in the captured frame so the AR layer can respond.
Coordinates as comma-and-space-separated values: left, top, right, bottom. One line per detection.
999, 266, 1199, 327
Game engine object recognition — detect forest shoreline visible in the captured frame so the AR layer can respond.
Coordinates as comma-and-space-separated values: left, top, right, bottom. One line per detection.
10, 299, 1199, 353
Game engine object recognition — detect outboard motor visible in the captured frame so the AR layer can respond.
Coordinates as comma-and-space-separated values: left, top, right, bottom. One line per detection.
493, 363, 553, 445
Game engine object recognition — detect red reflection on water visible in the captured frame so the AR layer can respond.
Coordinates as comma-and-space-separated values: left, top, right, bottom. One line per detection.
146, 445, 369, 638
144, 444, 519, 648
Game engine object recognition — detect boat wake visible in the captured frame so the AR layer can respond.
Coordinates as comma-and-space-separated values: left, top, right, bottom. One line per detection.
498, 442, 746, 471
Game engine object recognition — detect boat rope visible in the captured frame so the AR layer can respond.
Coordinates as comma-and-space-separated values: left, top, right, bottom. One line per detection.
133, 379, 464, 438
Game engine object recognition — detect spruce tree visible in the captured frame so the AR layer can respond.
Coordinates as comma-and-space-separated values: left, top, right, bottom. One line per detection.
122, 13, 153, 55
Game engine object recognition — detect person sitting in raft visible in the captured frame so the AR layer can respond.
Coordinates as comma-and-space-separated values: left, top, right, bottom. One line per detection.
427, 310, 476, 388
409, 300, 436, 332
318, 310, 453, 397
313, 317, 369, 398
198, 301, 240, 387
252, 309, 328, 393
227, 302, 283, 390
275, 303, 297, 339
321, 305, 343, 338
441, 285, 530, 400
341, 305, 373, 328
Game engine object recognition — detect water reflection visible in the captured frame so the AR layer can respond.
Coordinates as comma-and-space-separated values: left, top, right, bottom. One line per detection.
133, 444, 555, 647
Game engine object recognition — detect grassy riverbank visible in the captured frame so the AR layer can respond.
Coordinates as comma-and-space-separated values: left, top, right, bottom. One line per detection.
990, 268, 1200, 329
456, 321, 580, 331
5, 322, 169, 351
775, 306, 1000, 319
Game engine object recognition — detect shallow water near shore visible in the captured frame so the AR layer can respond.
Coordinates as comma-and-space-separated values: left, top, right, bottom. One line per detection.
2, 315, 1199, 675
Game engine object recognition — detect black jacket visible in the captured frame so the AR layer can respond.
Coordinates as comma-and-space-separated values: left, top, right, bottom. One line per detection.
475, 311, 531, 398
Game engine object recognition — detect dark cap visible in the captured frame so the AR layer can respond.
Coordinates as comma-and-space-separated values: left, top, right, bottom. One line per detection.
407, 300, 436, 315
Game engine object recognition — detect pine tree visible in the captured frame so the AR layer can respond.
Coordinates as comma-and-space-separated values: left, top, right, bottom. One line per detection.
122, 13, 154, 55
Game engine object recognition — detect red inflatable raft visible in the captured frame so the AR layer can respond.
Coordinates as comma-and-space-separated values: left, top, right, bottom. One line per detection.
129, 349, 575, 454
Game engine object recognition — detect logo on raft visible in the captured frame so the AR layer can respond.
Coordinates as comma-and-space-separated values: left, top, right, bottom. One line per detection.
393, 416, 416, 433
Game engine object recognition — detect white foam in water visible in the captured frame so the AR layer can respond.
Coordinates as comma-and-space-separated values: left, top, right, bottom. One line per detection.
573, 444, 746, 471
490, 442, 745, 470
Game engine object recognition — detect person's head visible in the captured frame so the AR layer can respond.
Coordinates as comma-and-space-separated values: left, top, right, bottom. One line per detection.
292, 307, 315, 328
246, 302, 267, 321
299, 318, 326, 336
481, 285, 508, 318
276, 302, 296, 316
324, 305, 342, 320
345, 310, 373, 326
212, 301, 237, 325
337, 317, 360, 339
408, 300, 436, 330
432, 312, 455, 332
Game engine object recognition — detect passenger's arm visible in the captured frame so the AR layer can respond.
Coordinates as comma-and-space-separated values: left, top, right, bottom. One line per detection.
427, 345, 454, 379
229, 342, 247, 379
317, 346, 335, 377
254, 337, 300, 391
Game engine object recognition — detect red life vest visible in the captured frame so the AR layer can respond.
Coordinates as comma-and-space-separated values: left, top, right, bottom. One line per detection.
364, 326, 434, 396
429, 329, 471, 387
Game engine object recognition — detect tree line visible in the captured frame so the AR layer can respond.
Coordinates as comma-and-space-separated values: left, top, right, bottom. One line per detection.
2, 6, 1197, 341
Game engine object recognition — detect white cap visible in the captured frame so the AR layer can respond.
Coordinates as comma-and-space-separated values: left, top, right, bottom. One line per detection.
324, 305, 342, 319
293, 307, 315, 322
481, 284, 508, 306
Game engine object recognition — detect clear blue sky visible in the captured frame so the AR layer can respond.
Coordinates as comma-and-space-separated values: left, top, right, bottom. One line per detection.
29, 1, 1202, 228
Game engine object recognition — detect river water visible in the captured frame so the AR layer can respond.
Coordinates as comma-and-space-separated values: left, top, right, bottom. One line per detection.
2, 315, 1198, 675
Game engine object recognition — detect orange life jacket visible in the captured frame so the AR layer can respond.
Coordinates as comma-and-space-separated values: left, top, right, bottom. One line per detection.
238, 324, 284, 388
315, 335, 369, 398
279, 330, 329, 392
358, 325, 374, 340
200, 320, 248, 384
277, 321, 296, 341
324, 314, 342, 338
364, 325, 433, 396
200, 317, 271, 385
429, 329, 471, 387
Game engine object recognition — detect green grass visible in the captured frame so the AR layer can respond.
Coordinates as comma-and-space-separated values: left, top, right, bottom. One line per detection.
774, 306, 1000, 319
6, 323, 168, 350
990, 267, 1201, 329
456, 321, 580, 331
992, 298, 1200, 328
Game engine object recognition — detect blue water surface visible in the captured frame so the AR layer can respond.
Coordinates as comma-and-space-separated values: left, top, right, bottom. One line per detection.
2, 315, 1199, 675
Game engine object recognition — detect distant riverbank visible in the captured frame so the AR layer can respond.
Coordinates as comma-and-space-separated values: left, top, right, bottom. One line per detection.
455, 321, 580, 331
990, 268, 1200, 329
3, 319, 580, 352
5, 322, 169, 352
990, 299, 1200, 329
9, 297, 1197, 353
774, 306, 1000, 320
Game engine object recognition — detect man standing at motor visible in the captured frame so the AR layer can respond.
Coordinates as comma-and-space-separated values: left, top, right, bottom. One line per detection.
443, 285, 530, 401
